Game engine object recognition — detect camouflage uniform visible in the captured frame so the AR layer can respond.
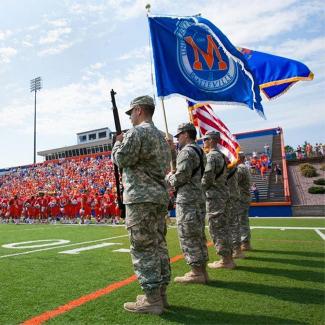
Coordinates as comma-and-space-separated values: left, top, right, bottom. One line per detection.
227, 168, 241, 251
237, 163, 252, 244
202, 148, 232, 257
112, 119, 171, 294
167, 142, 208, 267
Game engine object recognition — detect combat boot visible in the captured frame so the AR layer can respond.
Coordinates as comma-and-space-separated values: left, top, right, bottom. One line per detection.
241, 242, 252, 251
202, 264, 209, 283
232, 248, 246, 259
208, 255, 236, 269
124, 288, 164, 315
137, 285, 170, 309
160, 285, 170, 308
174, 266, 207, 284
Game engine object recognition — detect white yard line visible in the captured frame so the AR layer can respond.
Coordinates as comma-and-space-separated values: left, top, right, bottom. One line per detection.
249, 217, 325, 219
314, 229, 325, 240
250, 226, 325, 230
0, 234, 128, 259
169, 226, 325, 230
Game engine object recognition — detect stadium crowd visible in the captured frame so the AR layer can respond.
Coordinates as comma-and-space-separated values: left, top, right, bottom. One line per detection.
0, 155, 122, 224
0, 151, 275, 224
287, 142, 325, 159
244, 152, 272, 179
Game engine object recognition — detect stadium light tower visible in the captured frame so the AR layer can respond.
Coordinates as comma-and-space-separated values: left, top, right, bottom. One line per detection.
30, 76, 42, 165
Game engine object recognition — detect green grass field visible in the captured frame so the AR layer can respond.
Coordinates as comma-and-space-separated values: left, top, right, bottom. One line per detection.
0, 218, 324, 325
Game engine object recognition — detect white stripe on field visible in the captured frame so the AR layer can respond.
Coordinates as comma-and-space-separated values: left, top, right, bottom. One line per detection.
0, 224, 126, 232
0, 234, 128, 259
249, 217, 325, 219
314, 229, 325, 240
59, 242, 122, 255
250, 226, 325, 230
168, 226, 325, 230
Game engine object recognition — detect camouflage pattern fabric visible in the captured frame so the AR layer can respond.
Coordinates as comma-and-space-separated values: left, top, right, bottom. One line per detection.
112, 121, 171, 293
176, 203, 208, 266
237, 163, 252, 243
227, 168, 241, 251
202, 148, 232, 257
112, 121, 171, 205
167, 142, 208, 266
168, 143, 206, 205
126, 203, 170, 291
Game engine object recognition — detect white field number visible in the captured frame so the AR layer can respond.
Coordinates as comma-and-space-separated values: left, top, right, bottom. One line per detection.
59, 242, 122, 255
2, 239, 70, 249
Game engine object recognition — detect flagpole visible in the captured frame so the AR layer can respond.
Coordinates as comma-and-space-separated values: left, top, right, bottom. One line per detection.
160, 97, 169, 137
146, 4, 170, 139
145, 4, 156, 103
187, 104, 194, 124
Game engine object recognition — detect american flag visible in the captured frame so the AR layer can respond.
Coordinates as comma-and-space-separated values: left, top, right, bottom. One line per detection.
188, 101, 240, 166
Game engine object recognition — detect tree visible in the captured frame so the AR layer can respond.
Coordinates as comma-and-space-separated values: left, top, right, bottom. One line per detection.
285, 145, 294, 153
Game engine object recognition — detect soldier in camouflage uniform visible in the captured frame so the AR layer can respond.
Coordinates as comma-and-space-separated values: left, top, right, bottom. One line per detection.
201, 131, 236, 269
112, 96, 171, 315
237, 152, 252, 251
167, 123, 209, 284
227, 165, 245, 259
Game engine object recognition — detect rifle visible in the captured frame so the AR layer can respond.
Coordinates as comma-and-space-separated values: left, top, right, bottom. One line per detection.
110, 89, 126, 219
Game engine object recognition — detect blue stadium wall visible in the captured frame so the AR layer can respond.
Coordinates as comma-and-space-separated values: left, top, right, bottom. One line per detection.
249, 205, 292, 217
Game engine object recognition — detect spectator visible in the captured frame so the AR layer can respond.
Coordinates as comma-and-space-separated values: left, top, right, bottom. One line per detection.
306, 143, 313, 158
296, 145, 303, 159
251, 183, 259, 202
264, 143, 270, 156
273, 162, 282, 184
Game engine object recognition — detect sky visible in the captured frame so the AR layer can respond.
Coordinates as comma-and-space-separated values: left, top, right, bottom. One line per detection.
0, 0, 324, 168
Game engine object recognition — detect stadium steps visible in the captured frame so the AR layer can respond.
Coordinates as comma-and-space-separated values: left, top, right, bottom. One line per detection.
250, 171, 270, 202
267, 134, 286, 201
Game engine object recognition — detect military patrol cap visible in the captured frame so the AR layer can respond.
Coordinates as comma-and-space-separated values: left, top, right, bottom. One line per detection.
203, 130, 220, 140
174, 122, 196, 138
125, 95, 155, 115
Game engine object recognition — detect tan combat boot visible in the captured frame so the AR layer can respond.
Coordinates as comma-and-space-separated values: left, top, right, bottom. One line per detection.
208, 255, 236, 269
124, 288, 164, 315
241, 242, 252, 251
174, 266, 207, 284
137, 285, 170, 309
202, 264, 209, 283
232, 248, 246, 259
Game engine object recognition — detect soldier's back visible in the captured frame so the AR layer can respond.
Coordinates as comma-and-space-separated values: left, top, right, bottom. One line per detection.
237, 163, 251, 201
176, 143, 205, 205
122, 121, 170, 205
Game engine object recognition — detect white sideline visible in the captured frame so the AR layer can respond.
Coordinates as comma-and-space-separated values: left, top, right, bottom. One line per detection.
250, 226, 325, 230
0, 234, 128, 259
0, 224, 126, 233
169, 226, 325, 230
314, 229, 325, 240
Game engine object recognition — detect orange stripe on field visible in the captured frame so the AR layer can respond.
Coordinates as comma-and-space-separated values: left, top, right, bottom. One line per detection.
22, 275, 137, 325
22, 241, 214, 325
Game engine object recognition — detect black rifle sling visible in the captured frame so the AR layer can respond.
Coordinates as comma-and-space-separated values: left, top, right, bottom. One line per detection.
188, 145, 204, 178
227, 167, 237, 181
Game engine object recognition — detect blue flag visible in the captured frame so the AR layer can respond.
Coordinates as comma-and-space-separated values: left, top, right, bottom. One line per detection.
148, 15, 264, 116
238, 48, 314, 99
